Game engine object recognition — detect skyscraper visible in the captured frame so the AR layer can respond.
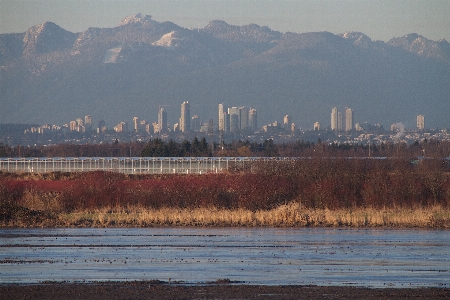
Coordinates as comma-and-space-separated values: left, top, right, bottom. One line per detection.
191, 115, 200, 131
345, 107, 354, 132
158, 107, 167, 133
283, 115, 291, 131
230, 114, 239, 133
98, 120, 106, 133
223, 112, 230, 132
218, 103, 226, 131
417, 115, 425, 130
249, 108, 257, 132
337, 112, 342, 131
331, 107, 338, 131
84, 115, 92, 132
238, 106, 249, 130
228, 107, 238, 117
115, 122, 127, 132
228, 107, 239, 133
133, 117, 139, 132
152, 122, 160, 133
69, 120, 77, 132
180, 101, 190, 132
76, 118, 84, 127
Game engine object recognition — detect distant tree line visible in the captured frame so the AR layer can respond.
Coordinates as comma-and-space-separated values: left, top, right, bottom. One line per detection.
141, 138, 212, 157
0, 139, 449, 158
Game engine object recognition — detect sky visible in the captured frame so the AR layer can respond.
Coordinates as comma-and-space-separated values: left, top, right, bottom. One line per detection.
1, 0, 450, 42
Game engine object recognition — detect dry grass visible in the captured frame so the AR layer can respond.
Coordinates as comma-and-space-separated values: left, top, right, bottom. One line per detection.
19, 190, 62, 212
56, 203, 450, 228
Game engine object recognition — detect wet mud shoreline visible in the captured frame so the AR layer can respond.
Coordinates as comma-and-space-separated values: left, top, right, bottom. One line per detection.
1, 282, 449, 299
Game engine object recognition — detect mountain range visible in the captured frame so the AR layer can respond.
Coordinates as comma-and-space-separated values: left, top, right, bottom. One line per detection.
1, 13, 449, 129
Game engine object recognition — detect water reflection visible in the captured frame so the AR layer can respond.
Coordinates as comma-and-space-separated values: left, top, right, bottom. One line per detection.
1, 228, 449, 287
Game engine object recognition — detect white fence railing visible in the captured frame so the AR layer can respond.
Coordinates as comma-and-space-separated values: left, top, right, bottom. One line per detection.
0, 157, 291, 174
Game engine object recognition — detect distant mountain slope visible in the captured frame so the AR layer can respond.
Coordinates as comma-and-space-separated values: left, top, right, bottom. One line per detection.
22, 22, 77, 55
387, 33, 450, 64
1, 14, 449, 129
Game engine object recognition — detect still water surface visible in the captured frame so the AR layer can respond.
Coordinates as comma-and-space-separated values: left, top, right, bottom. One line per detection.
0, 228, 449, 287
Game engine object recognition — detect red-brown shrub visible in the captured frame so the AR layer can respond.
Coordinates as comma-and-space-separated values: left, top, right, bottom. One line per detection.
1, 158, 449, 212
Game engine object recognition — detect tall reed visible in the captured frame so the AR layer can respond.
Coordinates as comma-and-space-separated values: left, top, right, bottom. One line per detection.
56, 203, 450, 228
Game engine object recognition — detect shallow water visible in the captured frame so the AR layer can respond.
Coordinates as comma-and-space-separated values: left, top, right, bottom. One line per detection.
0, 228, 449, 287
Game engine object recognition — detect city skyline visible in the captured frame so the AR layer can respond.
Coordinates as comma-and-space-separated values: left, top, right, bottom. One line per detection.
9, 102, 447, 150
22, 102, 429, 137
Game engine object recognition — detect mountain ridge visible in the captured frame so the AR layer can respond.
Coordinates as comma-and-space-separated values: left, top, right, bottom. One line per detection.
1, 14, 449, 129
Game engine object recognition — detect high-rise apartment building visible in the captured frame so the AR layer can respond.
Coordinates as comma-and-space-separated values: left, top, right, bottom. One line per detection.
133, 117, 139, 132
337, 112, 342, 131
152, 122, 160, 133
191, 115, 200, 131
223, 112, 230, 132
84, 115, 92, 132
331, 107, 338, 131
115, 122, 127, 133
314, 122, 321, 131
345, 107, 354, 132
145, 123, 151, 134
417, 115, 425, 130
230, 114, 239, 133
218, 103, 226, 131
290, 123, 296, 133
98, 120, 106, 133
69, 120, 77, 132
249, 108, 257, 131
228, 107, 238, 117
208, 119, 214, 135
283, 115, 291, 131
228, 107, 239, 133
158, 107, 167, 133
76, 118, 84, 127
180, 101, 190, 132
140, 120, 147, 129
238, 106, 249, 130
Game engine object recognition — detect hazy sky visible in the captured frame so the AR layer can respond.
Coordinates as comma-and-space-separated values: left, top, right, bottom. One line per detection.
1, 0, 450, 41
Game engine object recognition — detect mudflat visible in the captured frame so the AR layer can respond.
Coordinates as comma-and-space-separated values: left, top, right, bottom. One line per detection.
0, 282, 450, 300
1, 282, 449, 299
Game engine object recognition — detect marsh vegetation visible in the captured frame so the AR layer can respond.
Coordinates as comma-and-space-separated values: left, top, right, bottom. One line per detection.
1, 157, 449, 228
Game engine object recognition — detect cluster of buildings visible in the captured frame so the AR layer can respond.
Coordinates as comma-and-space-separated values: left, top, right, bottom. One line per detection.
23, 101, 429, 137
124, 102, 259, 135
26, 116, 94, 134
218, 104, 258, 133
330, 107, 427, 133
17, 101, 448, 149
25, 102, 260, 136
330, 107, 354, 132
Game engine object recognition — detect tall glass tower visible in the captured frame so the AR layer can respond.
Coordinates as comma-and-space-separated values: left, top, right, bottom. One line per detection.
158, 107, 167, 133
345, 107, 354, 132
180, 101, 190, 132
331, 107, 339, 131
218, 103, 226, 131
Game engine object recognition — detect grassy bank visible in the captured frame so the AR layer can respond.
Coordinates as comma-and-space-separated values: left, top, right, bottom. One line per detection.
1, 158, 449, 228
2, 203, 450, 228
57, 203, 450, 228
